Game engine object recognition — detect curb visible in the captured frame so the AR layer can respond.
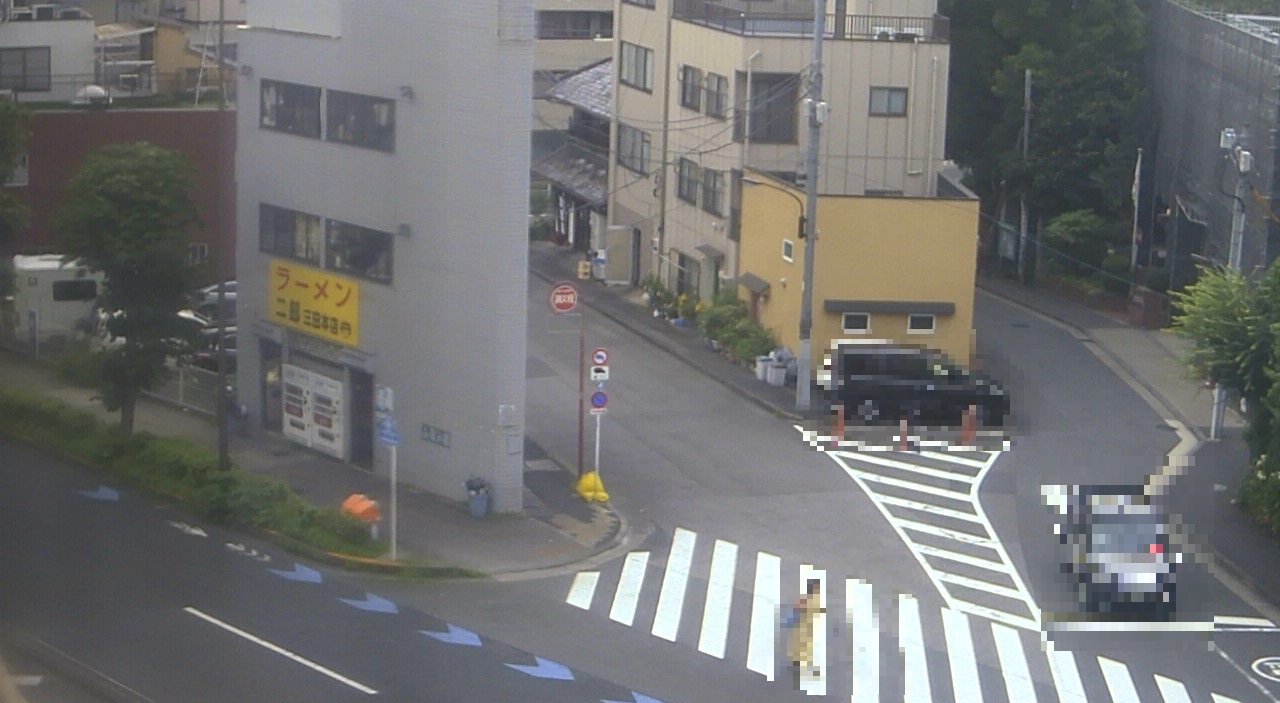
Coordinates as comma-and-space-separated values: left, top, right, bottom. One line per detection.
530, 265, 803, 423
491, 497, 636, 582
0, 620, 154, 703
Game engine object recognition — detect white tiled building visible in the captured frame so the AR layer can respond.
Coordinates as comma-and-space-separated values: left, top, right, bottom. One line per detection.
235, 0, 533, 512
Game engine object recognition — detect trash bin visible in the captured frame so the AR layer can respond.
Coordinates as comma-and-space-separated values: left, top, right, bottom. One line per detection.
767, 363, 788, 387
755, 356, 772, 381
465, 478, 490, 518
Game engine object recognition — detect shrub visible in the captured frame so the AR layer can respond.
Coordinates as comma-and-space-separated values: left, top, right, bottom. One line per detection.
698, 292, 748, 341
727, 318, 775, 361
1239, 454, 1280, 538
677, 293, 698, 321
1100, 252, 1132, 296
1140, 265, 1170, 294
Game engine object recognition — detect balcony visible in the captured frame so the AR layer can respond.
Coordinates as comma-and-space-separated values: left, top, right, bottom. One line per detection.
672, 0, 949, 42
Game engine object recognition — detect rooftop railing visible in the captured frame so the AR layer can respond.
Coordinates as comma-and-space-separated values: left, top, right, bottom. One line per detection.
672, 0, 950, 42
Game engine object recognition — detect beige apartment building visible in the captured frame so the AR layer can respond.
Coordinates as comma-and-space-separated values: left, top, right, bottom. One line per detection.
605, 0, 952, 300
533, 0, 614, 144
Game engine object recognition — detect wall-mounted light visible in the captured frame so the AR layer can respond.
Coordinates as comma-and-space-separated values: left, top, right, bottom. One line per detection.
399, 86, 415, 101
397, 224, 412, 238
239, 64, 253, 77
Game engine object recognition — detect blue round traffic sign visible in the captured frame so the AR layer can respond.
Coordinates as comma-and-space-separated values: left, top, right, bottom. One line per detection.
590, 391, 608, 409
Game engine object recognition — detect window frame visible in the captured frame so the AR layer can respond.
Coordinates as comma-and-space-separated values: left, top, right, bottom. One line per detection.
622, 0, 654, 7
701, 168, 725, 216
736, 72, 799, 144
188, 243, 209, 265
259, 202, 323, 266
535, 10, 613, 39
841, 312, 870, 334
325, 218, 394, 284
325, 89, 396, 153
260, 79, 322, 139
869, 86, 909, 117
0, 46, 50, 92
676, 157, 700, 204
619, 41, 654, 91
679, 65, 703, 111
782, 239, 795, 262
617, 123, 651, 174
51, 279, 97, 302
907, 313, 936, 334
705, 73, 729, 118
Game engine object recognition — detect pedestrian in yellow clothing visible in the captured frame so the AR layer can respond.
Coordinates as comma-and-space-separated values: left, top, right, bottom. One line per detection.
786, 578, 824, 682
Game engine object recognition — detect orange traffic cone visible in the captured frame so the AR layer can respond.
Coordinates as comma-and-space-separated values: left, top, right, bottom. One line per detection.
961, 405, 976, 447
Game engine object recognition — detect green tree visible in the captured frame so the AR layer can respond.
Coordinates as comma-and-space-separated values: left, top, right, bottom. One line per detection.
53, 142, 201, 434
0, 100, 31, 246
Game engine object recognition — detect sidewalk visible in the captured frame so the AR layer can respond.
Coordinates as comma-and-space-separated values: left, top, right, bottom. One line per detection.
530, 241, 1280, 611
0, 348, 624, 580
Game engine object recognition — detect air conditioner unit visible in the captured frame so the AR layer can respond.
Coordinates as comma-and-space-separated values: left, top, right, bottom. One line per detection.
31, 3, 54, 19
8, 7, 31, 20
872, 26, 894, 39
57, 7, 83, 18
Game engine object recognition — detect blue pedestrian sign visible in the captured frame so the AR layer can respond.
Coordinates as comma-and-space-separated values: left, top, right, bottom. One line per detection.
377, 416, 400, 446
590, 391, 608, 409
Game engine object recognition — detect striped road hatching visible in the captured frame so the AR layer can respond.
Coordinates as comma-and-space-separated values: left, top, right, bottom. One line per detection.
562, 524, 1264, 701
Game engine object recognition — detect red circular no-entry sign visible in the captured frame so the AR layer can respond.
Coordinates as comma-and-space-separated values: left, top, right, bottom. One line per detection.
549, 282, 579, 313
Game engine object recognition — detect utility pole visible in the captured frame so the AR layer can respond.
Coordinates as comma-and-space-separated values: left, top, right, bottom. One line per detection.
795, 0, 825, 416
1211, 128, 1251, 440
1017, 68, 1032, 286
215, 0, 231, 469
655, 0, 674, 286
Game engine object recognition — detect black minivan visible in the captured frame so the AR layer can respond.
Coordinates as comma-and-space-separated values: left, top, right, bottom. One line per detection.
816, 340, 1008, 428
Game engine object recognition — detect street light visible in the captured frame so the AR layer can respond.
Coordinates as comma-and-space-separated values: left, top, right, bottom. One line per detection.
741, 176, 806, 242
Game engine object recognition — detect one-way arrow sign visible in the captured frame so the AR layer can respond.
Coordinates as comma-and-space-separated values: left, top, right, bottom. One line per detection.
420, 624, 482, 647
78, 485, 119, 501
270, 563, 323, 583
339, 592, 398, 614
504, 656, 574, 680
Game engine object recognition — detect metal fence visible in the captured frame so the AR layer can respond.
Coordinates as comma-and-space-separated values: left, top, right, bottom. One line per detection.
671, 0, 948, 41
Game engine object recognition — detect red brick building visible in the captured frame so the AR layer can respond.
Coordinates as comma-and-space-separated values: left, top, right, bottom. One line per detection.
3, 107, 236, 285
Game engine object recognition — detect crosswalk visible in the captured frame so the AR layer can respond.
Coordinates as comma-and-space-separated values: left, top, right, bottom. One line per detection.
563, 525, 1251, 701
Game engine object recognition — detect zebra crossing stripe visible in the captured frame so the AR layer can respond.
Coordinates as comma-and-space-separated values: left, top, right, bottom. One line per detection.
917, 451, 995, 470
697, 539, 738, 659
855, 470, 974, 501
847, 578, 878, 703
1098, 655, 1143, 703
1154, 674, 1193, 703
940, 608, 983, 703
566, 571, 599, 610
915, 543, 1007, 572
991, 622, 1036, 702
899, 593, 932, 703
609, 551, 650, 626
746, 551, 780, 681
652, 528, 697, 641
841, 451, 980, 484
799, 566, 828, 696
934, 571, 1030, 601
876, 494, 985, 523
1045, 645, 1088, 703
1211, 694, 1244, 703
896, 518, 998, 547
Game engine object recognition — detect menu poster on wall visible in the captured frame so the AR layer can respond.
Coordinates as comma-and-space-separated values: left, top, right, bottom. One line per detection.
282, 364, 311, 447
281, 363, 345, 460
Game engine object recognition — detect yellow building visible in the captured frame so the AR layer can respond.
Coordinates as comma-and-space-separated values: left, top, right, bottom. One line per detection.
736, 169, 979, 369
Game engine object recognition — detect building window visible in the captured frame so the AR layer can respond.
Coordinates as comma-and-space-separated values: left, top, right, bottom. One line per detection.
679, 65, 702, 111
0, 47, 50, 92
866, 188, 904, 197
842, 312, 870, 334
188, 243, 209, 264
617, 123, 651, 174
782, 239, 794, 262
536, 10, 612, 39
908, 313, 936, 333
619, 41, 654, 91
259, 203, 323, 265
736, 72, 799, 144
51, 279, 97, 302
702, 168, 725, 216
676, 158, 699, 204
870, 87, 908, 117
705, 73, 728, 118
326, 220, 393, 283
325, 89, 395, 152
5, 152, 28, 187
622, 0, 654, 7
261, 79, 322, 138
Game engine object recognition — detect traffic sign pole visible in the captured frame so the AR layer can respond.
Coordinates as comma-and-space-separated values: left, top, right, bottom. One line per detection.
389, 442, 398, 561
578, 306, 585, 479
594, 411, 602, 477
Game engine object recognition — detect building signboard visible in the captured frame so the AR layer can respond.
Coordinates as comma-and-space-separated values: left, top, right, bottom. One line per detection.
269, 258, 360, 347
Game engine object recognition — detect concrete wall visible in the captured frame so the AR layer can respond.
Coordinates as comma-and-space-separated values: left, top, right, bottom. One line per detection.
737, 171, 978, 368
0, 18, 96, 103
236, 0, 532, 512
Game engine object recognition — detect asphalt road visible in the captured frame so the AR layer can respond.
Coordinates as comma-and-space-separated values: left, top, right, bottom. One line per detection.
0, 439, 653, 703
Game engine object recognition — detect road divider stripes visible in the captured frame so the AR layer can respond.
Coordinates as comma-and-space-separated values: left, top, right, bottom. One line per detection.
847, 578, 878, 703
1045, 645, 1088, 703
1155, 673, 1195, 703
992, 622, 1035, 701
941, 607, 982, 703
566, 571, 599, 610
746, 551, 780, 681
899, 593, 932, 703
1099, 655, 1143, 703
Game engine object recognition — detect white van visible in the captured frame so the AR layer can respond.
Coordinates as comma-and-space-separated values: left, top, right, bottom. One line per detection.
11, 254, 104, 344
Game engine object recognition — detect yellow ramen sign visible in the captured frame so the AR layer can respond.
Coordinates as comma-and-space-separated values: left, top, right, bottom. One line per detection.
268, 259, 359, 346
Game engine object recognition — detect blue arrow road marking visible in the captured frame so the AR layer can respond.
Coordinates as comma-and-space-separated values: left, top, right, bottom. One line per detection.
77, 485, 119, 501
504, 656, 574, 681
420, 624, 482, 647
270, 563, 323, 584
602, 693, 667, 703
339, 592, 398, 614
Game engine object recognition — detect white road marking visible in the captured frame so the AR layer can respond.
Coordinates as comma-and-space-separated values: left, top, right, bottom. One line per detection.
1045, 645, 1088, 703
565, 571, 599, 610
746, 551, 780, 681
915, 544, 1007, 572
1211, 695, 1245, 703
855, 471, 974, 501
1154, 674, 1193, 703
651, 528, 697, 641
837, 451, 978, 483
991, 622, 1036, 702
13, 675, 42, 686
876, 494, 985, 523
1214, 615, 1276, 628
941, 608, 983, 703
896, 518, 998, 546
917, 451, 994, 469
847, 578, 879, 703
899, 594, 932, 703
1098, 655, 1142, 703
609, 551, 649, 626
184, 607, 376, 695
934, 571, 1029, 601
697, 539, 737, 659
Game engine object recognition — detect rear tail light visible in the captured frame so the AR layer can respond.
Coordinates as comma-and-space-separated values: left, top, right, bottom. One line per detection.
1148, 542, 1164, 555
